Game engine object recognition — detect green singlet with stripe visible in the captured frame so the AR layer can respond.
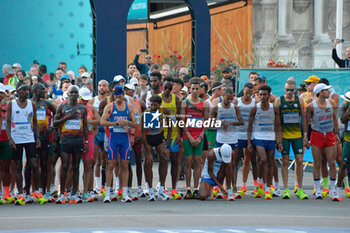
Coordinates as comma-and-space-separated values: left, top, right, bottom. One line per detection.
280, 95, 302, 139
344, 103, 350, 142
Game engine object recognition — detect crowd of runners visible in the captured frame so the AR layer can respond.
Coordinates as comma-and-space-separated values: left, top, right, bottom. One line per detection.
0, 56, 350, 205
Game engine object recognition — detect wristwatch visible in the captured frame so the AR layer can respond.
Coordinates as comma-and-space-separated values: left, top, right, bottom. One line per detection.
85, 140, 89, 144
199, 135, 203, 140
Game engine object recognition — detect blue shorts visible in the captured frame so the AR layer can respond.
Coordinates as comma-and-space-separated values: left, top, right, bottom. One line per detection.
201, 177, 216, 186
238, 139, 254, 149
107, 133, 130, 161
94, 131, 105, 147
254, 139, 276, 151
168, 138, 179, 152
215, 142, 238, 150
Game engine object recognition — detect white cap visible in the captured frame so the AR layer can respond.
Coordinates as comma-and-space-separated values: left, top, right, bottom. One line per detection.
130, 77, 139, 86
124, 83, 135, 91
12, 63, 22, 69
79, 87, 93, 100
113, 75, 126, 83
313, 83, 332, 95
220, 144, 232, 163
5, 85, 15, 92
31, 76, 38, 80
62, 91, 69, 101
180, 86, 188, 93
81, 72, 90, 78
341, 91, 350, 102
0, 83, 5, 93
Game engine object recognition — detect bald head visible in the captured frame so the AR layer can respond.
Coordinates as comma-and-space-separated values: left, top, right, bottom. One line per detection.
346, 47, 350, 59
68, 85, 79, 93
98, 79, 109, 95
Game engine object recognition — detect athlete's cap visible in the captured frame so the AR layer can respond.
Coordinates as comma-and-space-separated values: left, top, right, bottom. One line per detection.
79, 87, 93, 100
60, 74, 70, 81
81, 72, 90, 79
303, 75, 320, 83
124, 83, 135, 91
313, 83, 332, 94
180, 86, 188, 94
222, 67, 232, 73
31, 76, 38, 80
16, 83, 30, 92
0, 83, 5, 93
220, 144, 232, 163
5, 85, 15, 92
341, 91, 350, 102
113, 85, 125, 95
113, 75, 125, 83
12, 63, 22, 69
130, 77, 139, 86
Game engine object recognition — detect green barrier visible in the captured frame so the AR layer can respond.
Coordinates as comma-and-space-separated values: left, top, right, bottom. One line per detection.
238, 69, 350, 102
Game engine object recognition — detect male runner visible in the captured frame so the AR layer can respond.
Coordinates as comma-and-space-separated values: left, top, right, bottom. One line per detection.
199, 144, 234, 201
141, 95, 172, 201
31, 83, 56, 203
248, 85, 282, 200
142, 71, 163, 109
275, 80, 309, 199
101, 85, 137, 203
180, 78, 209, 199
306, 83, 340, 200
54, 85, 89, 204
6, 82, 41, 205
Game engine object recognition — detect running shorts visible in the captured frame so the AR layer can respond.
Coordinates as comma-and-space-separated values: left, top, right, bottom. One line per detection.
0, 141, 12, 160
215, 142, 238, 150
107, 133, 130, 161
83, 133, 95, 160
282, 138, 303, 155
310, 130, 336, 148
183, 138, 204, 157
254, 139, 276, 151
13, 143, 38, 161
341, 141, 350, 163
146, 132, 166, 148
206, 129, 217, 148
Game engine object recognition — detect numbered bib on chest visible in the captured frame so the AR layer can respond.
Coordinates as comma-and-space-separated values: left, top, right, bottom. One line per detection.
65, 119, 81, 130
37, 109, 46, 121
1, 120, 6, 130
258, 123, 273, 132
113, 125, 126, 133
135, 114, 141, 124
14, 122, 32, 133
347, 120, 350, 131
283, 112, 299, 124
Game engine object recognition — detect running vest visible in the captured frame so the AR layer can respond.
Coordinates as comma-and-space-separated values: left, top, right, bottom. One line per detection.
311, 99, 334, 133
108, 101, 130, 134
344, 103, 350, 142
133, 98, 142, 138
0, 100, 8, 141
11, 99, 35, 144
160, 93, 178, 139
145, 107, 164, 136
280, 96, 302, 139
216, 103, 237, 144
86, 103, 94, 134
253, 102, 275, 141
92, 96, 101, 111
36, 101, 52, 134
237, 97, 255, 140
201, 148, 223, 179
145, 91, 152, 108
183, 98, 204, 140
206, 98, 217, 130
61, 103, 83, 138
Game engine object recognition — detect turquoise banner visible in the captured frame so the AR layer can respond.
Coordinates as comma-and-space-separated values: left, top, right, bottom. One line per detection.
128, 0, 148, 20
239, 69, 350, 99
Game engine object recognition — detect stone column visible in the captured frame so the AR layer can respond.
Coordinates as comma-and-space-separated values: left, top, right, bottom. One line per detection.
313, 0, 330, 42
278, 0, 293, 40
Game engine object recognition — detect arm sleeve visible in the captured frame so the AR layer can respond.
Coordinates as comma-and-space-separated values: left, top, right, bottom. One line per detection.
332, 48, 344, 68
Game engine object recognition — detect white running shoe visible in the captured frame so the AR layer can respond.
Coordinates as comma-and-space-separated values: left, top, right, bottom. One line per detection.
121, 194, 133, 203
103, 196, 111, 203
331, 189, 342, 201
158, 191, 170, 201
314, 190, 323, 199
148, 193, 156, 201
128, 190, 138, 201
273, 188, 281, 197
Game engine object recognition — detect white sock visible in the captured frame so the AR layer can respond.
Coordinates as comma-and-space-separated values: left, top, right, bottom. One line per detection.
159, 186, 164, 193
258, 178, 263, 184
175, 182, 178, 189
149, 187, 154, 195
145, 182, 149, 189
106, 187, 111, 197
294, 181, 298, 186
265, 186, 270, 192
242, 182, 247, 187
123, 187, 128, 197
38, 188, 43, 194
314, 179, 321, 192
274, 182, 279, 190
115, 177, 120, 190
330, 179, 336, 192
95, 177, 100, 189
263, 183, 267, 190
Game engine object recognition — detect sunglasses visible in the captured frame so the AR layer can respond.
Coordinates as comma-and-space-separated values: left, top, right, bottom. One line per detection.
285, 88, 294, 92
305, 82, 312, 85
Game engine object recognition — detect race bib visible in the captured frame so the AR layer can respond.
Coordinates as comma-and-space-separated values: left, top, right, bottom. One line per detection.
37, 109, 46, 121
65, 119, 81, 130
135, 113, 140, 124
283, 112, 299, 124
258, 123, 273, 132
319, 121, 333, 133
1, 120, 6, 130
113, 125, 127, 133
14, 122, 32, 134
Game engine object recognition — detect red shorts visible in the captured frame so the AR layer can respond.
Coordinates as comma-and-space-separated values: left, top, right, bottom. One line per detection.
83, 133, 95, 160
310, 130, 336, 148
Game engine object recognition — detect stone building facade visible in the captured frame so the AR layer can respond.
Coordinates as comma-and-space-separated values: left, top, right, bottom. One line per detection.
253, 0, 350, 68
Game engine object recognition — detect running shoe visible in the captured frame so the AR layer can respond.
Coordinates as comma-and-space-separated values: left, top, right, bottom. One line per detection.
226, 192, 235, 201
331, 189, 342, 202
25, 195, 33, 204
128, 190, 138, 201
253, 189, 261, 198
216, 191, 225, 199
0, 196, 4, 205
50, 187, 58, 198
257, 184, 264, 197
142, 186, 149, 196
103, 196, 111, 203
282, 189, 290, 199
148, 193, 156, 201
137, 188, 146, 198
15, 195, 25, 206
238, 186, 247, 196
110, 191, 118, 201
90, 191, 98, 201
4, 194, 15, 204
233, 192, 241, 199
158, 191, 170, 201
273, 188, 281, 197
345, 187, 350, 198
193, 189, 199, 199
55, 194, 67, 204
43, 193, 55, 203
264, 191, 272, 200
82, 193, 93, 203
314, 190, 323, 199
270, 184, 275, 194
296, 188, 308, 200
184, 189, 193, 200
99, 187, 106, 197
321, 188, 330, 197
117, 189, 123, 199
212, 186, 219, 197
170, 189, 182, 200
31, 192, 39, 203
121, 194, 133, 203
312, 187, 316, 195
293, 184, 299, 194
69, 195, 82, 204
37, 193, 48, 205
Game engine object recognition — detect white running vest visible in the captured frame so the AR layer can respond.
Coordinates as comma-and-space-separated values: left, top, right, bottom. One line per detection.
216, 103, 237, 144
145, 91, 152, 108
201, 148, 223, 179
93, 96, 101, 111
237, 97, 255, 140
311, 99, 334, 133
206, 98, 217, 130
11, 100, 35, 144
253, 102, 275, 141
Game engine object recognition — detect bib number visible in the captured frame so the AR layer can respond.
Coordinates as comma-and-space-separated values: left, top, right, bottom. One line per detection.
37, 109, 46, 121
283, 112, 299, 124
65, 119, 81, 130
259, 124, 273, 132
1, 120, 6, 130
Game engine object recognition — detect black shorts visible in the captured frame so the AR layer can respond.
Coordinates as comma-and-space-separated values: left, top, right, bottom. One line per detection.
39, 134, 50, 150
60, 137, 84, 155
203, 134, 208, 151
13, 143, 38, 161
146, 132, 166, 147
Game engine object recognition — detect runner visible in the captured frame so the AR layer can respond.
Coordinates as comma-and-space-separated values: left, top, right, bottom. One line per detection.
234, 83, 258, 196
180, 78, 209, 199
275, 80, 309, 199
199, 144, 234, 201
79, 87, 100, 202
141, 95, 172, 201
141, 71, 163, 109
211, 88, 243, 199
159, 77, 182, 199
248, 85, 282, 200
31, 83, 56, 204
100, 85, 137, 203
6, 82, 41, 205
54, 85, 89, 204
306, 83, 340, 200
